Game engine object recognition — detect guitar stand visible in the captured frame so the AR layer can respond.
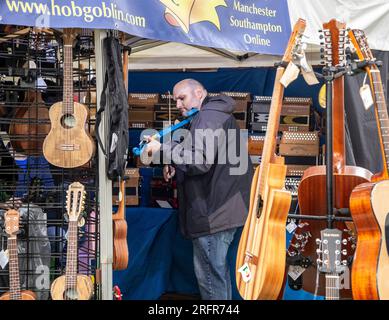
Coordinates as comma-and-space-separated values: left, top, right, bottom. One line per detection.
287, 54, 361, 227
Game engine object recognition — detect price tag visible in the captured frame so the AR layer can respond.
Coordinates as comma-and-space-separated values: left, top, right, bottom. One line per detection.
360, 84, 374, 110
280, 62, 300, 88
286, 220, 297, 234
238, 263, 252, 283
0, 249, 9, 269
288, 265, 306, 281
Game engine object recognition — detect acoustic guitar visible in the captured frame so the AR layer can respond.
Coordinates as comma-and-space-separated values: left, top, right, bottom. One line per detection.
235, 19, 306, 300
43, 28, 95, 168
349, 29, 389, 300
113, 178, 129, 270
0, 209, 36, 300
315, 228, 350, 300
50, 182, 94, 300
9, 89, 50, 154
293, 20, 372, 298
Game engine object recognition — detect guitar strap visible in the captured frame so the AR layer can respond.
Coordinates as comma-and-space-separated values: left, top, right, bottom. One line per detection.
96, 36, 129, 180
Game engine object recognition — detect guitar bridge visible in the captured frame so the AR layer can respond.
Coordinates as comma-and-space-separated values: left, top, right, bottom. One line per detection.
57, 144, 80, 151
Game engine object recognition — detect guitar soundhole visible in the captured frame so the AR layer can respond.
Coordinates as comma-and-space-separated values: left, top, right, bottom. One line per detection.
61, 114, 76, 129
63, 288, 79, 300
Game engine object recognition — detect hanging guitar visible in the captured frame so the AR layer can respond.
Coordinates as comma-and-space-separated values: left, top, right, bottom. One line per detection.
349, 29, 389, 300
50, 182, 94, 300
0, 209, 36, 300
235, 19, 306, 300
291, 20, 372, 298
113, 178, 128, 270
43, 28, 95, 168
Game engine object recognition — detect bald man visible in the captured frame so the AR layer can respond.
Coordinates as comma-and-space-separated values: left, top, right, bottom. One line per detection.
145, 79, 253, 300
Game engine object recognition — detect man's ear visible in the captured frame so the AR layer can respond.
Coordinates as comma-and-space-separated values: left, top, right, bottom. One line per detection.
195, 88, 203, 99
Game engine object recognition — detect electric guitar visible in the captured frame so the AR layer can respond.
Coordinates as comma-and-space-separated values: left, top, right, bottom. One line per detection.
43, 28, 95, 168
349, 29, 389, 300
50, 182, 94, 300
0, 209, 36, 300
235, 19, 306, 300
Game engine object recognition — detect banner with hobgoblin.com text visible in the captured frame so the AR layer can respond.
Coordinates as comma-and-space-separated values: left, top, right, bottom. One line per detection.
0, 0, 291, 55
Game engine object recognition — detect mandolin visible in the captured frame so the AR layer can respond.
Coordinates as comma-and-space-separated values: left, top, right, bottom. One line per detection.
50, 182, 94, 300
9, 89, 50, 154
0, 209, 36, 300
235, 19, 306, 300
293, 20, 372, 298
349, 29, 389, 300
43, 28, 95, 168
113, 178, 129, 270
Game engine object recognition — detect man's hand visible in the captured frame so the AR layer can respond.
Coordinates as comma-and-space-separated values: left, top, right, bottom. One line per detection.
163, 165, 176, 182
140, 136, 162, 165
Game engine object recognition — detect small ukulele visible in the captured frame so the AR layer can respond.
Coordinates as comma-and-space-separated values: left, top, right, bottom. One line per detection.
113, 178, 128, 270
43, 28, 95, 168
0, 209, 36, 300
50, 182, 93, 300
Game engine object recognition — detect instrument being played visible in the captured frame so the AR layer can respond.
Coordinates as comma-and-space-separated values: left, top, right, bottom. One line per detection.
0, 209, 36, 300
132, 108, 199, 156
293, 20, 372, 298
50, 182, 93, 300
43, 28, 95, 168
348, 29, 389, 300
235, 19, 306, 300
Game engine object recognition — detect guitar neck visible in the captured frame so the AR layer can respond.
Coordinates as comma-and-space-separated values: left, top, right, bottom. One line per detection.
65, 221, 78, 290
369, 66, 389, 178
325, 273, 340, 300
63, 43, 74, 115
113, 179, 126, 221
332, 76, 345, 169
258, 66, 285, 196
8, 237, 22, 300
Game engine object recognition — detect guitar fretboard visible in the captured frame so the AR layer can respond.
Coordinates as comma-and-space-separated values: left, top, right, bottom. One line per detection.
370, 68, 389, 174
8, 237, 21, 300
65, 220, 78, 290
63, 44, 74, 115
325, 273, 340, 300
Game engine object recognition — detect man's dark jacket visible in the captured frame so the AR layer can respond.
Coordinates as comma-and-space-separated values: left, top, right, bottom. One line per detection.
162, 94, 254, 239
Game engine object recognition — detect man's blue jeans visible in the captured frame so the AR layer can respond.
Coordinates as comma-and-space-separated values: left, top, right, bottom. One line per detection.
192, 228, 237, 300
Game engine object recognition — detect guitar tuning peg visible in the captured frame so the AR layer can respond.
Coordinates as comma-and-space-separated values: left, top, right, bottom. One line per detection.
342, 239, 348, 245
342, 260, 348, 266
342, 249, 347, 255
316, 249, 322, 254
316, 238, 321, 244
335, 260, 340, 266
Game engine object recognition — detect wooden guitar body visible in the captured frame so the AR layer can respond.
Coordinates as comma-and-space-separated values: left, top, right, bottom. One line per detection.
0, 290, 36, 300
236, 162, 291, 299
50, 274, 93, 300
9, 91, 50, 153
113, 219, 129, 270
297, 165, 372, 297
43, 101, 95, 168
350, 179, 389, 300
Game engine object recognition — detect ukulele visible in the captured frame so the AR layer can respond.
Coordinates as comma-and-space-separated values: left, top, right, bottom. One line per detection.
348, 29, 389, 300
0, 209, 36, 300
50, 182, 94, 300
43, 28, 95, 168
113, 178, 128, 270
293, 20, 372, 298
316, 228, 349, 300
235, 19, 306, 300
